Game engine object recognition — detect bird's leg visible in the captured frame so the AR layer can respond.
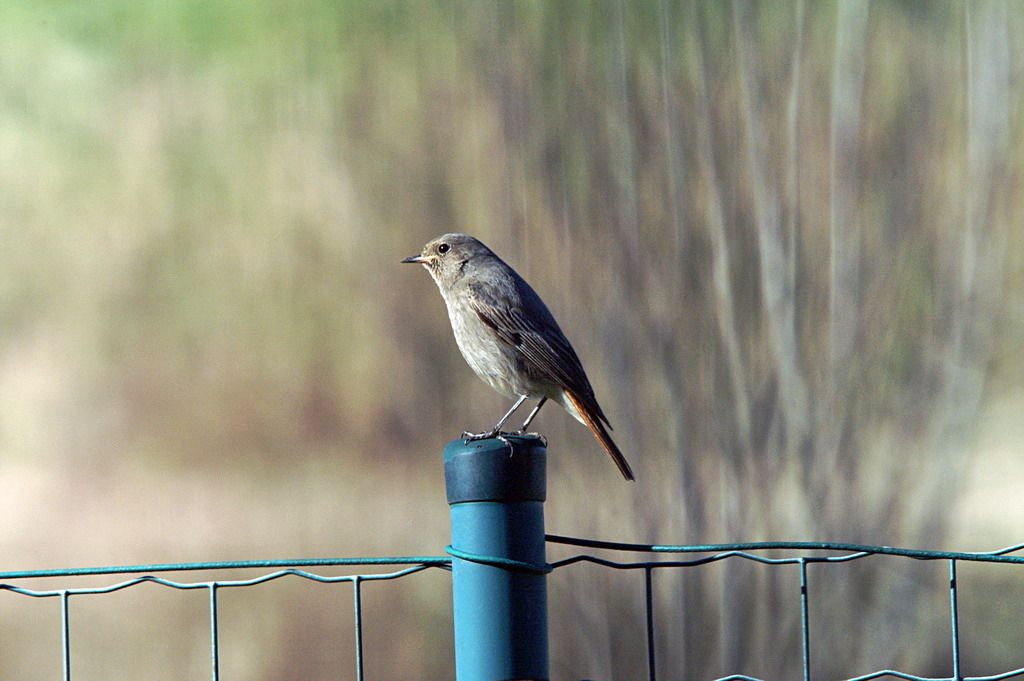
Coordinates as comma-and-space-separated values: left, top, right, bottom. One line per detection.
462, 395, 528, 441
517, 397, 547, 433
511, 397, 548, 447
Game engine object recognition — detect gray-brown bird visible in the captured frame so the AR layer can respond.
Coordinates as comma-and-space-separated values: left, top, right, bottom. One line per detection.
402, 233, 634, 481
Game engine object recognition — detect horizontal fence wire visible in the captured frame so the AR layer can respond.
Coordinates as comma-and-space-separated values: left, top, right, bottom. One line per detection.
544, 535, 1024, 681
3, 539, 1024, 681
0, 556, 452, 581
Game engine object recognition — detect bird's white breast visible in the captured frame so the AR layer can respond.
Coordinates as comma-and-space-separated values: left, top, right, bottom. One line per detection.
442, 291, 539, 399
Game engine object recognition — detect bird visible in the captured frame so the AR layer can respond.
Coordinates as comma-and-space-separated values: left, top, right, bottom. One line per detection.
402, 233, 634, 481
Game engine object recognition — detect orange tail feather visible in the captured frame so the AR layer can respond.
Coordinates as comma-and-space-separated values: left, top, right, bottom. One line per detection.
565, 391, 635, 481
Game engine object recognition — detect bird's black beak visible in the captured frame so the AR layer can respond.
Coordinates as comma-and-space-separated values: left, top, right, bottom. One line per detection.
401, 254, 427, 264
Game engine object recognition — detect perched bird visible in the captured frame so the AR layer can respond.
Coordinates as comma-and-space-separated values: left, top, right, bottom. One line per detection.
402, 233, 634, 481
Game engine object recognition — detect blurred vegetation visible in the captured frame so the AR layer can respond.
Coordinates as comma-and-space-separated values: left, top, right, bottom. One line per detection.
1, 1, 1022, 679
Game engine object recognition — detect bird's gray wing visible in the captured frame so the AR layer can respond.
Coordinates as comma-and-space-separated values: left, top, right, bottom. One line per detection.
466, 278, 611, 426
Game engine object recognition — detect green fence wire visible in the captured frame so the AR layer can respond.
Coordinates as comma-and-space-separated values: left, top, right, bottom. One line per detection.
0, 557, 451, 681
3, 538, 1023, 681
544, 535, 1024, 681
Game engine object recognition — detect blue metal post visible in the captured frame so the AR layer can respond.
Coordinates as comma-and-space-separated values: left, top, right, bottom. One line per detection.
445, 435, 549, 681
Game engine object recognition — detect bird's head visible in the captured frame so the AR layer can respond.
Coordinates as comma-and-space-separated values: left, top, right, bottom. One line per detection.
401, 233, 493, 289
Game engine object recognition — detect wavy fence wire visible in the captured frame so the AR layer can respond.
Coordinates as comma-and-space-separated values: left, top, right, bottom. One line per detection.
2, 537, 1023, 681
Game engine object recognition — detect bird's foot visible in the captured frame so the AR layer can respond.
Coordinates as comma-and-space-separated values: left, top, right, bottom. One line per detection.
461, 429, 501, 442
512, 430, 548, 447
461, 429, 516, 455
462, 429, 537, 443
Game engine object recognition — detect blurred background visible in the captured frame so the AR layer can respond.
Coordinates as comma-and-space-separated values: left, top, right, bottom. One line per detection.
1, 0, 1022, 679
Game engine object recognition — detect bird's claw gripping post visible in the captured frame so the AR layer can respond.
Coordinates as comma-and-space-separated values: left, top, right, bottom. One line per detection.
461, 429, 500, 442
461, 429, 518, 455
514, 431, 548, 447
462, 429, 548, 456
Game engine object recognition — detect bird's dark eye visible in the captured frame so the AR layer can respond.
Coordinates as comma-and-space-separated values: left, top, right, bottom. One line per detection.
437, 243, 451, 254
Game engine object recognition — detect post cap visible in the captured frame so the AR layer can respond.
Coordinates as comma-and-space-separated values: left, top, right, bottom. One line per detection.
444, 435, 547, 504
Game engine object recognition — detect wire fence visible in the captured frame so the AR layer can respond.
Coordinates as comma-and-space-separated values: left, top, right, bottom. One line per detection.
544, 536, 1024, 681
0, 557, 450, 681
3, 537, 1023, 681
